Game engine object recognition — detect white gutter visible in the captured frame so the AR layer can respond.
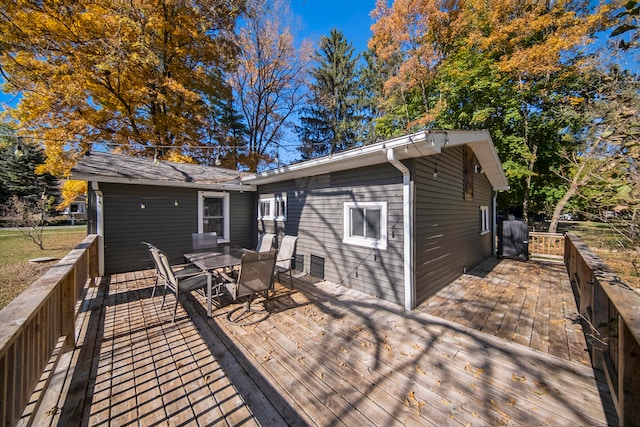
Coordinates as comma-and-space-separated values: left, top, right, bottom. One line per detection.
91, 182, 105, 276
386, 148, 415, 310
243, 130, 436, 185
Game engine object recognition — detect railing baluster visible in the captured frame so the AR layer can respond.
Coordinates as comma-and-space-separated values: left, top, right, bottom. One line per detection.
529, 232, 565, 260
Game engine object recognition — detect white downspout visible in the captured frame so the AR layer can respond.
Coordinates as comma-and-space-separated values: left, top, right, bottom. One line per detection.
91, 182, 105, 276
386, 148, 414, 310
492, 191, 498, 256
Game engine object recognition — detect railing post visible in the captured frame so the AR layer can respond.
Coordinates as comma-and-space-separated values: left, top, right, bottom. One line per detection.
89, 238, 99, 286
620, 319, 640, 426
61, 271, 77, 352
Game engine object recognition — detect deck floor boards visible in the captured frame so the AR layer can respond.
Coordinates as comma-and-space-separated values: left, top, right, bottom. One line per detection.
41, 257, 615, 426
418, 257, 590, 366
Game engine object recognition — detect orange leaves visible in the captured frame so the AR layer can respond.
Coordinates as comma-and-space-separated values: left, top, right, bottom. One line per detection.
472, 0, 609, 78
369, 0, 609, 134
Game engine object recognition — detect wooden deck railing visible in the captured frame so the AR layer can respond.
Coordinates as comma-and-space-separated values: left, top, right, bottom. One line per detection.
0, 234, 99, 427
529, 231, 565, 260
565, 233, 640, 426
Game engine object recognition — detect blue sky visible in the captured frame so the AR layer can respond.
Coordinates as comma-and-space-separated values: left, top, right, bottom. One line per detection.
290, 0, 376, 54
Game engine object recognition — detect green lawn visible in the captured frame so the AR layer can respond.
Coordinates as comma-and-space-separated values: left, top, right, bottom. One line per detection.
561, 221, 639, 289
0, 227, 87, 309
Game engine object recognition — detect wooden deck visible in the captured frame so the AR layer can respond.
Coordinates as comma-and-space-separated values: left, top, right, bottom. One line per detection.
34, 258, 616, 426
418, 257, 590, 366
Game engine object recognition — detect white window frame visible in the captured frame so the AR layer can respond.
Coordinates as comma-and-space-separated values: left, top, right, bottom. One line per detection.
198, 191, 230, 243
343, 201, 387, 250
258, 198, 272, 219
257, 195, 287, 221
480, 205, 490, 235
274, 196, 287, 221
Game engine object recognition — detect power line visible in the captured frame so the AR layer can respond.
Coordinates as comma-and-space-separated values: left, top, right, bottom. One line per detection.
0, 132, 345, 151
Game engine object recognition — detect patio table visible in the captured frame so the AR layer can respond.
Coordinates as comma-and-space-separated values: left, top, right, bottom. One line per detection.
184, 248, 245, 317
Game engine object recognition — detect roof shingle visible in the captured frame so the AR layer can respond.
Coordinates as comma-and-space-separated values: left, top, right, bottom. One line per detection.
71, 151, 244, 186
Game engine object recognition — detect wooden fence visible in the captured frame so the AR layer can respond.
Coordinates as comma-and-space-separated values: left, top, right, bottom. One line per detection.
529, 231, 565, 260
0, 234, 99, 427
565, 233, 640, 426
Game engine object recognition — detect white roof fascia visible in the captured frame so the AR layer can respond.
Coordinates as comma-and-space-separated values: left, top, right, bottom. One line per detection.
243, 130, 509, 190
71, 173, 256, 192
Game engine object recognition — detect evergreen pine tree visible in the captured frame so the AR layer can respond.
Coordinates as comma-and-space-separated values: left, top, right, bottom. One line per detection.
297, 29, 361, 159
0, 128, 59, 207
356, 49, 388, 143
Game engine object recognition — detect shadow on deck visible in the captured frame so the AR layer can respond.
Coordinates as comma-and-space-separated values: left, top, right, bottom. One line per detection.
35, 257, 617, 426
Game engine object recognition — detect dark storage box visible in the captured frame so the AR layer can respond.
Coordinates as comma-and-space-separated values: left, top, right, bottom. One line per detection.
498, 219, 529, 260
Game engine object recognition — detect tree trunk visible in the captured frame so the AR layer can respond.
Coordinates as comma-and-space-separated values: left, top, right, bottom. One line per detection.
522, 141, 538, 224
548, 186, 575, 234
548, 159, 590, 233
520, 83, 535, 224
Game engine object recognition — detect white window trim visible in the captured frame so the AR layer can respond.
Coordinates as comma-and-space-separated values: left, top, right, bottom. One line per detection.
343, 201, 388, 250
480, 205, 490, 235
198, 191, 230, 243
257, 195, 287, 221
258, 198, 272, 220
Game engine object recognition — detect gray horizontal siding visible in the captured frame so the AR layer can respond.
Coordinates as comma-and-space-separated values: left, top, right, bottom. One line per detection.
101, 183, 255, 274
229, 191, 258, 250
414, 146, 494, 304
257, 163, 406, 306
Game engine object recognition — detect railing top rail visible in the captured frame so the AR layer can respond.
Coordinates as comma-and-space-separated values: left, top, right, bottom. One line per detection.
565, 233, 640, 347
0, 234, 98, 354
529, 231, 565, 238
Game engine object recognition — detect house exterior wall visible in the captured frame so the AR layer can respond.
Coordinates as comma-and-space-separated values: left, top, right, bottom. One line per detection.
413, 146, 494, 305
256, 163, 407, 306
97, 183, 255, 274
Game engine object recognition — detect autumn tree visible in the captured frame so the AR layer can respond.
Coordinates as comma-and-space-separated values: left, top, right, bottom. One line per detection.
611, 0, 640, 50
370, 0, 611, 221
0, 0, 244, 195
370, 0, 458, 133
229, 0, 311, 171
297, 29, 362, 158
547, 66, 639, 235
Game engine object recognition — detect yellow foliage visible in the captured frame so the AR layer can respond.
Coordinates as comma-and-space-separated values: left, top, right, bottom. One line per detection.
58, 180, 88, 210
166, 151, 197, 164
0, 0, 243, 174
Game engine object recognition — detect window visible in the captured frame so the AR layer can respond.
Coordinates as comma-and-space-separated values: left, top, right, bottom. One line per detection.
343, 202, 387, 249
274, 198, 287, 220
480, 205, 490, 235
258, 200, 271, 219
257, 196, 287, 221
198, 192, 230, 242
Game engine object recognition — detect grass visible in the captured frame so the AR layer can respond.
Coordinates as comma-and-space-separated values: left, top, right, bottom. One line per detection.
561, 221, 640, 290
0, 227, 86, 309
